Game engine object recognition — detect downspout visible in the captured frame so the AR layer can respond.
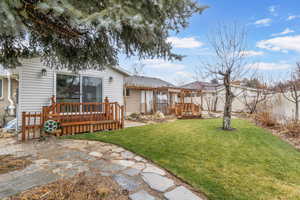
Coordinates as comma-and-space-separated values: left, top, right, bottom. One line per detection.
7, 73, 15, 116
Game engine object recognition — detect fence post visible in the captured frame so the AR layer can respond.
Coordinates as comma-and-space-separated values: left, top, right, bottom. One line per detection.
104, 97, 109, 120
121, 105, 124, 128
115, 102, 118, 121
21, 112, 26, 141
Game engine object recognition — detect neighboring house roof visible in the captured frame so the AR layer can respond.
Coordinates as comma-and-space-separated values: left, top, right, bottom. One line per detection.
181, 81, 221, 91
125, 75, 175, 88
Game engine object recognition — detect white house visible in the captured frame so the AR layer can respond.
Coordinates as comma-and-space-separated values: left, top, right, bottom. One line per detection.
15, 57, 129, 127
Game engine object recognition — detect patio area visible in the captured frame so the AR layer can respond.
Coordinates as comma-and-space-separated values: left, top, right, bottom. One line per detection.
0, 137, 204, 200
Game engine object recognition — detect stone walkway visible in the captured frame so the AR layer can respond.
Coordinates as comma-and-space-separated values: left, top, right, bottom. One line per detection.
0, 138, 205, 200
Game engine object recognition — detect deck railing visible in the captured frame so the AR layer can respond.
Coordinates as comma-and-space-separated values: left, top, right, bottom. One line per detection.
175, 103, 201, 119
21, 98, 124, 141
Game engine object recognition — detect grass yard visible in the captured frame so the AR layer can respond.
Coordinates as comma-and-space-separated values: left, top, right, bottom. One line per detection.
66, 119, 300, 200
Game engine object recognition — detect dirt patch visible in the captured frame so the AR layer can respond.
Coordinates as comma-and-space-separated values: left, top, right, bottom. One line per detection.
10, 173, 129, 200
0, 154, 32, 174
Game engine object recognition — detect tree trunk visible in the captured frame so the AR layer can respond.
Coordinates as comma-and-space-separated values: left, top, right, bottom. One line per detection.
296, 101, 299, 121
223, 74, 233, 130
214, 95, 218, 112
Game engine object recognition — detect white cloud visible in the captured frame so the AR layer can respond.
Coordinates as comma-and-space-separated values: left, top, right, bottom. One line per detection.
257, 35, 300, 53
241, 50, 265, 57
271, 28, 295, 37
287, 15, 300, 20
254, 18, 272, 26
176, 71, 193, 78
269, 5, 279, 16
141, 59, 185, 70
167, 37, 203, 48
247, 62, 292, 70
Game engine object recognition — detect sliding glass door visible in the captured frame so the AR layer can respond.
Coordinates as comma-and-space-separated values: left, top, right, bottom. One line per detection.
56, 74, 102, 103
82, 77, 102, 103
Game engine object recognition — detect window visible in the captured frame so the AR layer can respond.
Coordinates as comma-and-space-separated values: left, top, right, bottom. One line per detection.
56, 74, 103, 103
0, 79, 3, 98
56, 74, 80, 103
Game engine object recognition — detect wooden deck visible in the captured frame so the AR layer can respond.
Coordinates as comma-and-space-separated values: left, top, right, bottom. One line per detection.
21, 98, 124, 141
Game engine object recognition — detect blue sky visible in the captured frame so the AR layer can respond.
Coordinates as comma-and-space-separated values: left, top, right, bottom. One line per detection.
119, 0, 300, 84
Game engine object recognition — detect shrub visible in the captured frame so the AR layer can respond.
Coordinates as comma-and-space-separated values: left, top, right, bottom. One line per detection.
281, 121, 300, 138
254, 111, 277, 127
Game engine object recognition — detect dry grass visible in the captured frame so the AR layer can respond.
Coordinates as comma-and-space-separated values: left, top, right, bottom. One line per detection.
280, 121, 300, 137
254, 111, 277, 127
11, 173, 129, 200
0, 154, 32, 174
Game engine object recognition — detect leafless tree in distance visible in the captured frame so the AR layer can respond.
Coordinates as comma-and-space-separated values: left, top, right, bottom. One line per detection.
241, 76, 271, 114
131, 63, 146, 76
277, 63, 300, 121
198, 23, 251, 130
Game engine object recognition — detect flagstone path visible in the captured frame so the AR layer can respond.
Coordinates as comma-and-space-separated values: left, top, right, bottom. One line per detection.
0, 137, 205, 200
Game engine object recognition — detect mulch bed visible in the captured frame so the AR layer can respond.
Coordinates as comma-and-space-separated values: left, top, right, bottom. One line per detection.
0, 154, 32, 174
10, 173, 129, 200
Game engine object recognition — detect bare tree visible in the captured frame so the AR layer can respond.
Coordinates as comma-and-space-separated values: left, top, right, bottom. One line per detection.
278, 63, 300, 121
241, 77, 271, 114
131, 63, 145, 76
199, 23, 250, 130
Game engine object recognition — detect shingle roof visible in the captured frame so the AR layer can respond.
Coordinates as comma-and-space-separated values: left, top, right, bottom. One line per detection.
181, 81, 221, 91
125, 75, 175, 88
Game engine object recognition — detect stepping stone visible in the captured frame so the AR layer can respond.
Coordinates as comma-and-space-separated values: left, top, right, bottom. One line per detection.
110, 153, 121, 158
141, 173, 174, 192
98, 146, 112, 153
89, 152, 103, 158
113, 160, 135, 167
129, 190, 155, 200
90, 160, 108, 169
164, 186, 203, 200
34, 159, 49, 165
102, 163, 127, 172
132, 163, 146, 170
123, 168, 141, 176
143, 164, 166, 176
134, 156, 144, 162
90, 160, 126, 172
112, 147, 125, 153
121, 151, 135, 159
113, 174, 142, 191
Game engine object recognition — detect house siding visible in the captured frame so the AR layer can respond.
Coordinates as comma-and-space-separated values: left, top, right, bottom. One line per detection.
125, 89, 141, 115
17, 58, 126, 126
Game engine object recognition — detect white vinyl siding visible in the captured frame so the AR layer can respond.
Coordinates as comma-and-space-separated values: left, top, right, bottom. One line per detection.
17, 58, 126, 125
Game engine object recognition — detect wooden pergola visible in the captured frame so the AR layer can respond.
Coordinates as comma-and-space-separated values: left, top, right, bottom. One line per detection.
124, 85, 202, 116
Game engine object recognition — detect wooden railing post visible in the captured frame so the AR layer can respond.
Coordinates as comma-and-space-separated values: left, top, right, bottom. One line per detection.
115, 102, 118, 121
104, 97, 109, 119
21, 112, 26, 141
121, 105, 124, 128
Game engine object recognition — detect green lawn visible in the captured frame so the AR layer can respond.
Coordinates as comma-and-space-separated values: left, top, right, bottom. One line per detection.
66, 119, 300, 200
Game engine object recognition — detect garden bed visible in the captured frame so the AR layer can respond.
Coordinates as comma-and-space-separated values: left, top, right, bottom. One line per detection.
10, 173, 128, 200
